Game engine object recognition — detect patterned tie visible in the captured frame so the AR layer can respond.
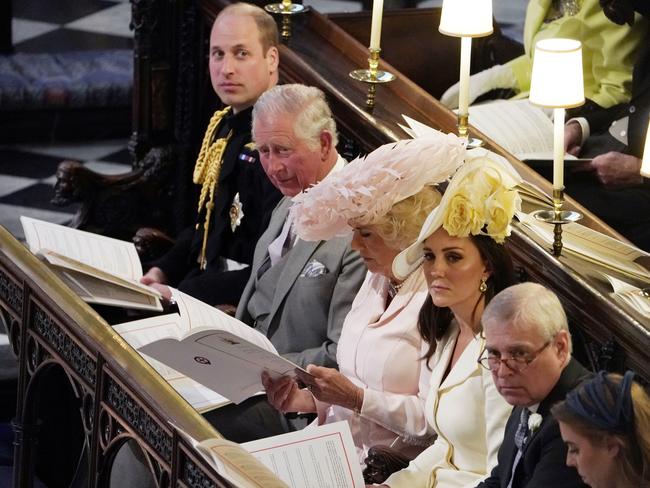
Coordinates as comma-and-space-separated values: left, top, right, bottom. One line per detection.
508, 408, 530, 488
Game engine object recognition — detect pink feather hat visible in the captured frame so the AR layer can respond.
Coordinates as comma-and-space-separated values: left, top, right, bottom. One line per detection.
289, 131, 465, 242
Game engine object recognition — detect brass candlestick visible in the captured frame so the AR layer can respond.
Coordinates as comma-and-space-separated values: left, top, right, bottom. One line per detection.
457, 113, 484, 149
349, 48, 396, 110
265, 0, 307, 42
532, 188, 582, 256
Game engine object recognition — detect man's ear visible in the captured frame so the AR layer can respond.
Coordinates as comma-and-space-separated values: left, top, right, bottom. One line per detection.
266, 46, 279, 74
554, 329, 571, 361
319, 131, 333, 160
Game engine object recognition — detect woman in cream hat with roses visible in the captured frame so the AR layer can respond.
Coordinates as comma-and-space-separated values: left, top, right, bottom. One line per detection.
375, 152, 521, 487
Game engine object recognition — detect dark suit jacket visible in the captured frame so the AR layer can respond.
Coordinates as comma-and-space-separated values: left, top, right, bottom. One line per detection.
477, 358, 591, 488
151, 107, 282, 305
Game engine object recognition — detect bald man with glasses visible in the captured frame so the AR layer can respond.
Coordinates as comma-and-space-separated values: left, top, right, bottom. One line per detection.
475, 282, 591, 488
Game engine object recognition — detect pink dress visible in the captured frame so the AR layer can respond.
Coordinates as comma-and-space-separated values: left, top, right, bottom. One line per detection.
312, 269, 435, 462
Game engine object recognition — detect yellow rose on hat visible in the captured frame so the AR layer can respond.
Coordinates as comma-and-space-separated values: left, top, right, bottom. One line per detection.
443, 192, 484, 237
485, 188, 518, 243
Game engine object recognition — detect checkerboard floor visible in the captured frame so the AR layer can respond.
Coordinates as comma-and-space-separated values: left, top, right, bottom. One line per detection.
1, 0, 133, 242
0, 140, 132, 241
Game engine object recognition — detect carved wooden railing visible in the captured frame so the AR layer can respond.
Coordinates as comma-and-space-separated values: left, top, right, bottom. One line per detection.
0, 226, 235, 487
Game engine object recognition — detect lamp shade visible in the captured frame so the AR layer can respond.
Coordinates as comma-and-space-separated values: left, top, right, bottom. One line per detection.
530, 38, 585, 108
641, 117, 650, 178
439, 0, 494, 37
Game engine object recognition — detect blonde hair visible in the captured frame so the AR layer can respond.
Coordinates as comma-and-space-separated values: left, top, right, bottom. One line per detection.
552, 373, 650, 486
215, 3, 279, 53
368, 186, 442, 251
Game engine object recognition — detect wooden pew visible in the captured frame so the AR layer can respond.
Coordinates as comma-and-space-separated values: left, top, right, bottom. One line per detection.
0, 227, 235, 487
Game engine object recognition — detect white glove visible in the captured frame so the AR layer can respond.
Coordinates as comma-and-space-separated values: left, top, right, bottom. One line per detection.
440, 64, 517, 109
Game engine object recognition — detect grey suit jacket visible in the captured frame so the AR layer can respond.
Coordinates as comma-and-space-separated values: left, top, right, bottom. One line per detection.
236, 197, 367, 369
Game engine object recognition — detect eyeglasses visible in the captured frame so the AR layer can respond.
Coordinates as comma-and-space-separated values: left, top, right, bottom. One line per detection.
477, 341, 552, 372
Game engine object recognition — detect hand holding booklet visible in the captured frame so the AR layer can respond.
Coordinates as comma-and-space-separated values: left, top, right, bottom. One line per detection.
115, 289, 311, 405
20, 216, 162, 311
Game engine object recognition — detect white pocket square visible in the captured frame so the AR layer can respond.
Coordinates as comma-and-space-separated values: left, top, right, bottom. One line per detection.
300, 259, 328, 278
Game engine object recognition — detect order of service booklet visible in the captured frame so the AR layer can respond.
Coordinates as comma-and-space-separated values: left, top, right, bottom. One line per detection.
20, 216, 162, 311
465, 99, 585, 162
517, 212, 650, 282
114, 289, 310, 406
179, 421, 364, 488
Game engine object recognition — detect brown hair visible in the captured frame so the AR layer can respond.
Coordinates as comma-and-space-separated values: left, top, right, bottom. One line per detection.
216, 3, 279, 53
418, 235, 515, 367
552, 373, 650, 486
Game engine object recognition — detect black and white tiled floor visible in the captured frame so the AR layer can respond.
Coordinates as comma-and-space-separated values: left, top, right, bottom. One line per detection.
1, 0, 133, 242
0, 140, 131, 241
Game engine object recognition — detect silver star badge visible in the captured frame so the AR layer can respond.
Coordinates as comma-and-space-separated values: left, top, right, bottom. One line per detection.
229, 192, 244, 232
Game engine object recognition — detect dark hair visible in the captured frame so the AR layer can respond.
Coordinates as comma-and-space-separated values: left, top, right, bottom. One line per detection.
418, 234, 515, 367
552, 372, 650, 486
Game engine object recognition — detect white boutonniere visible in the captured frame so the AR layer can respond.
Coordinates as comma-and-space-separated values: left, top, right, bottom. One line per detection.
528, 413, 543, 433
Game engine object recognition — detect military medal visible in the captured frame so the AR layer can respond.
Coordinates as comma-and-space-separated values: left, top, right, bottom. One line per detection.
230, 192, 244, 232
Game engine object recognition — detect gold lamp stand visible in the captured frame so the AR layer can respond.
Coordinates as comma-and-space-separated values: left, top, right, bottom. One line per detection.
532, 189, 582, 256
265, 0, 308, 42
349, 48, 395, 110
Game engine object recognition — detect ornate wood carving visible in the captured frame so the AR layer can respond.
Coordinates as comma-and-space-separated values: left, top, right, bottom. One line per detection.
30, 303, 97, 387
1, 223, 230, 486
52, 146, 177, 240
0, 266, 23, 316
105, 376, 174, 462
182, 457, 219, 488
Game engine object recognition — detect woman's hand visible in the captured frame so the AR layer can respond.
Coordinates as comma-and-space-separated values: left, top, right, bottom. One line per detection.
297, 365, 364, 412
261, 372, 316, 413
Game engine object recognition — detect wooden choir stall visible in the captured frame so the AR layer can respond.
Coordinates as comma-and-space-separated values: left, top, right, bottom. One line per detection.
3, 0, 649, 486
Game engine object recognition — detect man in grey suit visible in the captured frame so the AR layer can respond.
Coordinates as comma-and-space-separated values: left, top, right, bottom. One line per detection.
205, 84, 366, 441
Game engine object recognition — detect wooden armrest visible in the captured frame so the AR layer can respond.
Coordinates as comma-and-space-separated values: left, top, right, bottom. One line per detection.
133, 227, 175, 261
362, 445, 411, 485
50, 146, 176, 240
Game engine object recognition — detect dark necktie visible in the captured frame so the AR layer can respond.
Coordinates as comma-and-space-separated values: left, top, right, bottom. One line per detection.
508, 408, 530, 488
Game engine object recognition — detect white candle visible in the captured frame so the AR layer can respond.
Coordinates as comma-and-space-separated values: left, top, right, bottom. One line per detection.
640, 116, 650, 177
370, 0, 384, 50
458, 36, 472, 117
553, 108, 565, 190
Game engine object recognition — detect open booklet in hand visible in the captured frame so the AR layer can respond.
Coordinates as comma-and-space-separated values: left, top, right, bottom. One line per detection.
20, 216, 162, 311
114, 289, 311, 406
178, 421, 364, 488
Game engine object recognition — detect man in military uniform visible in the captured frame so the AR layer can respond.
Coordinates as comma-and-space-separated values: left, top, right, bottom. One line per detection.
140, 3, 282, 306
